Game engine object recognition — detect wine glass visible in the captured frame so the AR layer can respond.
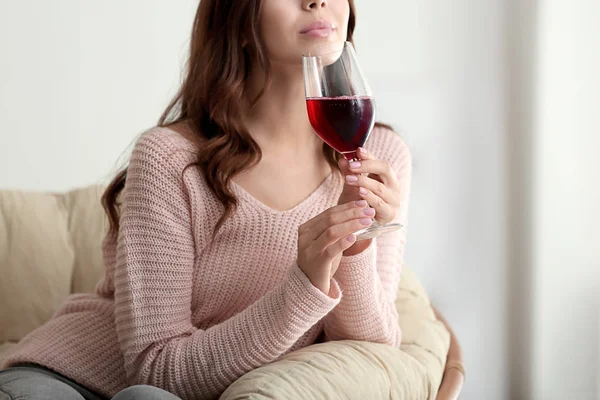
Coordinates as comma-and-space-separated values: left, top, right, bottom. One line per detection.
302, 41, 402, 241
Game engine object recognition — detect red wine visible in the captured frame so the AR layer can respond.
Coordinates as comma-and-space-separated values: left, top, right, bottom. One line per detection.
307, 96, 375, 160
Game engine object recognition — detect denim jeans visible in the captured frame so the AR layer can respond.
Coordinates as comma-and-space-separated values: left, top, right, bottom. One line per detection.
0, 364, 181, 400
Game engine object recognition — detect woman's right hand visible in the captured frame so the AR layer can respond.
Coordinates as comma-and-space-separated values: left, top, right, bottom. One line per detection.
297, 200, 376, 295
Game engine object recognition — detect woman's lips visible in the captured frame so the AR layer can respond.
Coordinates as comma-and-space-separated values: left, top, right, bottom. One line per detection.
300, 20, 336, 37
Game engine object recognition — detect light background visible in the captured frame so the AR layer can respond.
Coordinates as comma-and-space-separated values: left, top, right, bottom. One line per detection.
1, 1, 598, 399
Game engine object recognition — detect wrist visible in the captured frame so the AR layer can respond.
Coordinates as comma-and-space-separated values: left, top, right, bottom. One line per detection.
310, 278, 330, 295
320, 283, 331, 295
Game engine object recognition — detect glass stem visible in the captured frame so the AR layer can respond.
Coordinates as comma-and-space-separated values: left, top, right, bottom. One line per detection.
349, 156, 377, 226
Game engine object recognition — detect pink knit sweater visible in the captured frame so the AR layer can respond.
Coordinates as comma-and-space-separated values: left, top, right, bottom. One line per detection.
2, 125, 412, 399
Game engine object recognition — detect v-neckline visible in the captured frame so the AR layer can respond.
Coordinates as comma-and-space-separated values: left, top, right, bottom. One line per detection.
230, 172, 337, 215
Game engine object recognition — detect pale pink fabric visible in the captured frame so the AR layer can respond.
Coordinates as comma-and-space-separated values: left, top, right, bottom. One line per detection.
2, 125, 412, 399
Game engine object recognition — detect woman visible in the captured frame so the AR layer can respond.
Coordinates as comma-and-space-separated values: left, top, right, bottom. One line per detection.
0, 0, 463, 399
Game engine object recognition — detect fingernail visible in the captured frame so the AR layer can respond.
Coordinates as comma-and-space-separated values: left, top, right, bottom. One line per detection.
345, 175, 358, 183
360, 218, 372, 225
346, 234, 356, 243
359, 187, 368, 195
355, 200, 367, 207
359, 147, 368, 154
363, 207, 375, 216
349, 161, 361, 169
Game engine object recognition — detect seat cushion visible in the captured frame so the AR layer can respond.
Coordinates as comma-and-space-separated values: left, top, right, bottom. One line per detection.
220, 266, 450, 400
0, 190, 74, 344
59, 185, 108, 294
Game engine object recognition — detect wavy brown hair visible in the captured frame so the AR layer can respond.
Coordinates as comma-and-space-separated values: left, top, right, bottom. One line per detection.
102, 0, 390, 239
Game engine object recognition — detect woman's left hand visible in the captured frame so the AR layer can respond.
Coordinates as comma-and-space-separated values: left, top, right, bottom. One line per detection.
337, 147, 402, 255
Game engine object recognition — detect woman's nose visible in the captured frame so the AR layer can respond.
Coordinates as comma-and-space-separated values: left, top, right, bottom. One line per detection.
303, 0, 327, 10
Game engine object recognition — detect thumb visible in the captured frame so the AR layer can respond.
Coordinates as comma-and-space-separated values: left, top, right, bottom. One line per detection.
338, 157, 351, 175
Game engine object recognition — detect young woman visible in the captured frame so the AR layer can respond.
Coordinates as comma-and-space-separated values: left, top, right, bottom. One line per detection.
0, 0, 463, 399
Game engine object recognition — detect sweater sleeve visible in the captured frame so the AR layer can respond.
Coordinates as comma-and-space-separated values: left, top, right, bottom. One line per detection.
113, 130, 341, 400
322, 133, 412, 348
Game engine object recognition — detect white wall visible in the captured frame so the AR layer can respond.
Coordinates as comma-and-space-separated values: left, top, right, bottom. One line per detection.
356, 1, 508, 399
0, 1, 197, 191
531, 0, 600, 399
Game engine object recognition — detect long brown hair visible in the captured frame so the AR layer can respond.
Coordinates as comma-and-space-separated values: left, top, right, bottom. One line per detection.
102, 0, 387, 238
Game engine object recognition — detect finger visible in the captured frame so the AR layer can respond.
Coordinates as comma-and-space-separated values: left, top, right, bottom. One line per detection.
338, 157, 360, 197
345, 174, 398, 207
299, 200, 368, 239
307, 202, 375, 242
324, 233, 360, 263
313, 216, 374, 256
300, 200, 365, 234
337, 156, 352, 175
357, 146, 374, 160
357, 187, 396, 222
348, 159, 397, 187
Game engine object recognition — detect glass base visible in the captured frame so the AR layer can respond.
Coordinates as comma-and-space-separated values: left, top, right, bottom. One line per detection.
354, 222, 403, 241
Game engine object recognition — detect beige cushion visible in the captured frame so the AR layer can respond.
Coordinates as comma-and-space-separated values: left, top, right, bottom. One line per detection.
59, 186, 108, 294
0, 190, 74, 343
220, 266, 450, 400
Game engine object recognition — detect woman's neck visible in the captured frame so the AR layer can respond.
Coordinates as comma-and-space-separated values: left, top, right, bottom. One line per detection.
245, 66, 323, 158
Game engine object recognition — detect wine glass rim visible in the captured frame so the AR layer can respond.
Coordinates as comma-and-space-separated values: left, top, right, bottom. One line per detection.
302, 41, 352, 58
